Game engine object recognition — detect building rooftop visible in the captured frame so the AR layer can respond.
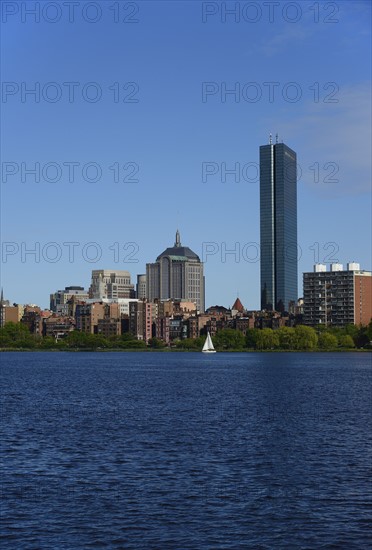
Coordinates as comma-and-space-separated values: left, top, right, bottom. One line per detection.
156, 230, 201, 262
232, 297, 244, 312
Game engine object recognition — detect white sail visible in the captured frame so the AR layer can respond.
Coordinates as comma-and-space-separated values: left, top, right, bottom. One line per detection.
202, 332, 216, 353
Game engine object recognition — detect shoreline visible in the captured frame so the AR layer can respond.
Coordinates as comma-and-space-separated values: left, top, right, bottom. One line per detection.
0, 348, 368, 353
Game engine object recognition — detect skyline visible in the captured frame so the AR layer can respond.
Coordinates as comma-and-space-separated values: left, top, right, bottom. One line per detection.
1, 0, 371, 309
1, 225, 370, 312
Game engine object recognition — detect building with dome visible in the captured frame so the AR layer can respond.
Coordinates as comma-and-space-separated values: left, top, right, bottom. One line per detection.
146, 231, 205, 313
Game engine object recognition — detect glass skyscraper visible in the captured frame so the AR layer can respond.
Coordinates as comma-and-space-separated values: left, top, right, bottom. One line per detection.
260, 139, 298, 312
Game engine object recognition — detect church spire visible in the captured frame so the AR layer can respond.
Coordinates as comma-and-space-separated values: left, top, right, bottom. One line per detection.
175, 229, 181, 248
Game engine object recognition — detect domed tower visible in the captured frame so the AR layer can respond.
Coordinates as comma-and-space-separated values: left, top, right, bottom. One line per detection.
146, 231, 205, 313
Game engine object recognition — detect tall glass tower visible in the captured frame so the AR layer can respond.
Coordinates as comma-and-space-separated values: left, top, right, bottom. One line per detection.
260, 137, 298, 312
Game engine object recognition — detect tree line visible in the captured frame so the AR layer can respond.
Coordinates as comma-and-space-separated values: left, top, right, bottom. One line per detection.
1, 322, 371, 351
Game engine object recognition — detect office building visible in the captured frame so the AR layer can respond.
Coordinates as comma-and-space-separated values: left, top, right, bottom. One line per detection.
50, 286, 89, 313
137, 274, 147, 299
89, 270, 135, 300
260, 136, 298, 312
146, 231, 205, 313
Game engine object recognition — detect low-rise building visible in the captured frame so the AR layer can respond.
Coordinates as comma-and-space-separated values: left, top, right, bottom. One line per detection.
155, 317, 170, 344
21, 306, 52, 335
44, 316, 75, 340
1, 304, 24, 325
129, 301, 153, 342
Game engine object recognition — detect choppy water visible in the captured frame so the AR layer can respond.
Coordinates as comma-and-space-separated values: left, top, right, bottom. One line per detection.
1, 352, 371, 549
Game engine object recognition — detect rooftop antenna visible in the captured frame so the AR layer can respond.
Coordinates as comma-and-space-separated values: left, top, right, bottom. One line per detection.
276, 133, 279, 144
175, 229, 181, 247
269, 133, 272, 145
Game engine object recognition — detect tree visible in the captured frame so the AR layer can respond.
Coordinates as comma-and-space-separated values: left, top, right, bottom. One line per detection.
255, 328, 279, 350
0, 322, 36, 348
354, 325, 371, 348
277, 326, 295, 349
293, 325, 318, 350
246, 328, 259, 349
214, 328, 245, 350
175, 338, 199, 350
338, 335, 355, 349
344, 324, 359, 338
318, 332, 338, 350
65, 331, 91, 348
148, 337, 166, 349
39, 336, 58, 349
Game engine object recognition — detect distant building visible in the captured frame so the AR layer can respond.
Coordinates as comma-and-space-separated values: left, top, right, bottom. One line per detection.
50, 286, 89, 313
44, 316, 75, 340
186, 316, 199, 339
129, 301, 153, 342
146, 231, 205, 313
75, 303, 105, 334
136, 274, 147, 299
0, 302, 24, 326
96, 318, 121, 338
169, 317, 187, 341
75, 302, 121, 335
0, 290, 10, 327
156, 299, 196, 319
303, 263, 372, 327
260, 137, 298, 312
205, 305, 230, 317
21, 306, 52, 335
155, 316, 170, 344
89, 270, 135, 300
85, 298, 138, 317
235, 316, 255, 334
231, 297, 244, 316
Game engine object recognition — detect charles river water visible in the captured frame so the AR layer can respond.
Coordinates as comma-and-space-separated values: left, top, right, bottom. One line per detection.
1, 352, 371, 549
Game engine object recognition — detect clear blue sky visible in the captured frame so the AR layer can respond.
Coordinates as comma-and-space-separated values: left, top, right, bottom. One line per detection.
1, 0, 371, 309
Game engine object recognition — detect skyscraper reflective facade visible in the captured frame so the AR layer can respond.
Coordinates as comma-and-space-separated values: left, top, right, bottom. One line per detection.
260, 140, 298, 312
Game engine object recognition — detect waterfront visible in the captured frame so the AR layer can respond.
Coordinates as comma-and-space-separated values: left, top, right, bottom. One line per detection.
1, 352, 371, 549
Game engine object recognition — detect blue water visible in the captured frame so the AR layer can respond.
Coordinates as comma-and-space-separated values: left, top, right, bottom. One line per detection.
1, 352, 371, 549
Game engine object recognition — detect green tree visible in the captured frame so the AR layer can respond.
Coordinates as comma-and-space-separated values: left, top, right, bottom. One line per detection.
255, 328, 279, 350
338, 335, 355, 349
0, 322, 36, 348
148, 337, 166, 349
344, 324, 359, 338
175, 338, 199, 350
65, 331, 91, 348
318, 332, 338, 350
214, 328, 245, 350
245, 328, 259, 349
128, 339, 147, 349
354, 325, 371, 348
39, 336, 58, 349
88, 334, 109, 349
293, 325, 318, 350
277, 326, 295, 350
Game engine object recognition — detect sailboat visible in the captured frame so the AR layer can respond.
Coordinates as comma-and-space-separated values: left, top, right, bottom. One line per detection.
202, 331, 216, 353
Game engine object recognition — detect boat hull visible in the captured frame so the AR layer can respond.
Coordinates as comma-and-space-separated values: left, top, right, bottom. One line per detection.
202, 350, 216, 353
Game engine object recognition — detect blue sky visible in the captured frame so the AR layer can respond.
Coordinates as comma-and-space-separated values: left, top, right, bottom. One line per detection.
1, 0, 371, 309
